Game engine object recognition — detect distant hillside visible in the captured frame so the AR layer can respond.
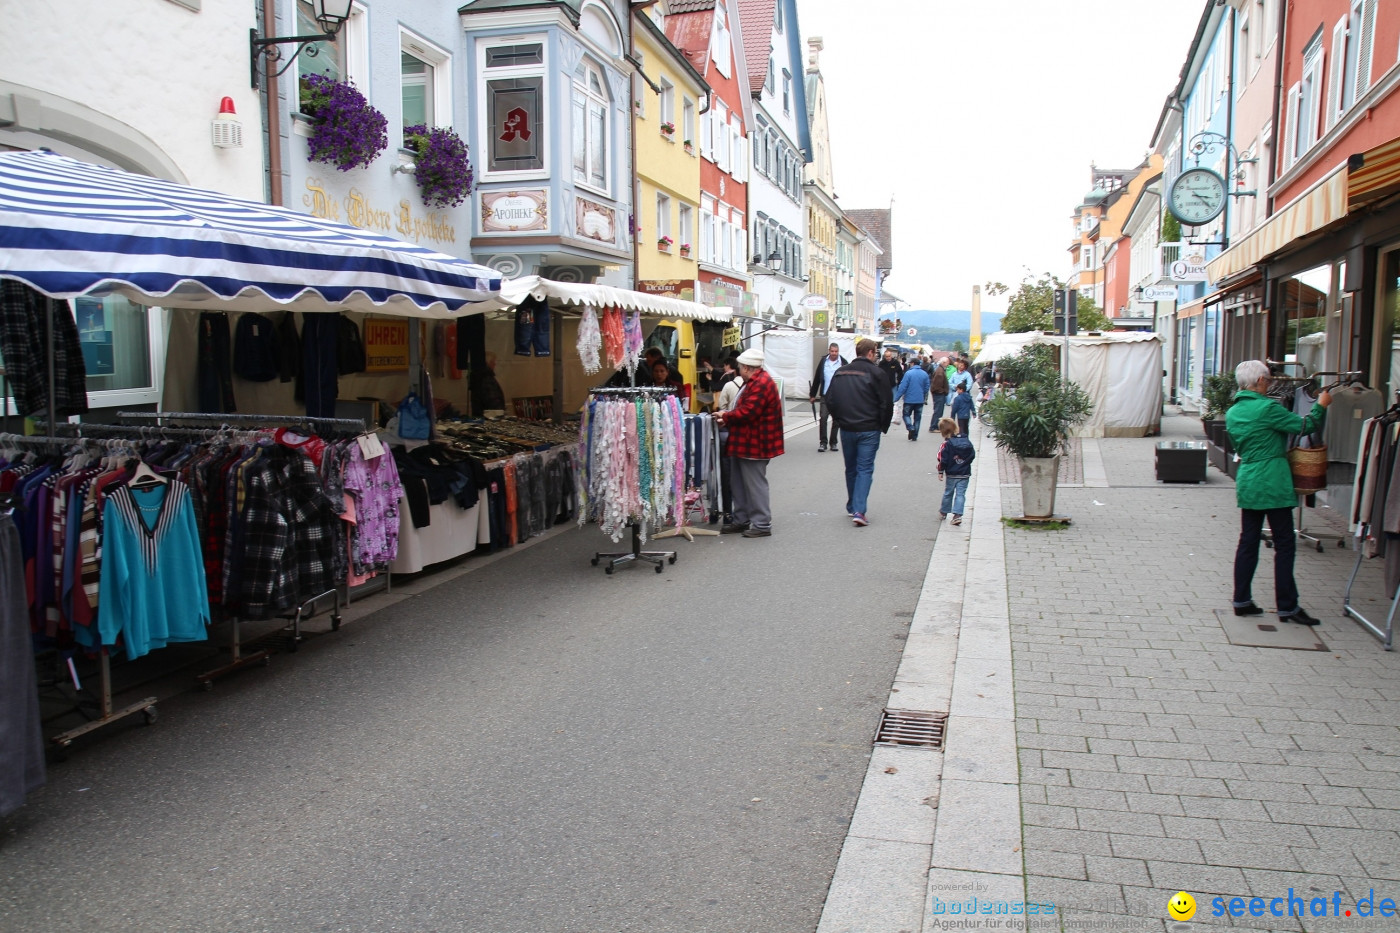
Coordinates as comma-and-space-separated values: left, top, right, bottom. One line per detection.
880, 309, 1005, 332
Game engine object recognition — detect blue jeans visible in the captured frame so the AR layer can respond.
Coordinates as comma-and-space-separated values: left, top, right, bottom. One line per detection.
941, 475, 969, 516
840, 429, 881, 516
929, 393, 948, 424
902, 404, 924, 438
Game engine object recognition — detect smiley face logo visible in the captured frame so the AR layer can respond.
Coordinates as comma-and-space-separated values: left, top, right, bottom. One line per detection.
1167, 891, 1196, 921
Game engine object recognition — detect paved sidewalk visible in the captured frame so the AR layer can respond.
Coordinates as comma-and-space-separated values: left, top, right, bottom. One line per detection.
820, 410, 1400, 933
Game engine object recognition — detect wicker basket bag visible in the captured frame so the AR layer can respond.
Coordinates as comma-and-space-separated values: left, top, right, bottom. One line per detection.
1287, 445, 1328, 495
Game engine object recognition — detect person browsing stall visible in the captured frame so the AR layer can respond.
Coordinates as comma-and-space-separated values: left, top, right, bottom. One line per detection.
713, 348, 783, 538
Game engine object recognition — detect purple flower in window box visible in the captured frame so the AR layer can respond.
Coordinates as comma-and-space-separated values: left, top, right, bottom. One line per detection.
299, 73, 388, 172
403, 125, 475, 209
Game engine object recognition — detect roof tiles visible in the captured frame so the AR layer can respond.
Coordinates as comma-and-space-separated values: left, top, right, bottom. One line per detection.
735, 0, 777, 92
846, 208, 892, 272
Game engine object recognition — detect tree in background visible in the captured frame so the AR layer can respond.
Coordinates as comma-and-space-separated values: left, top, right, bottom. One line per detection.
952, 340, 966, 354
1161, 211, 1182, 244
985, 272, 1114, 334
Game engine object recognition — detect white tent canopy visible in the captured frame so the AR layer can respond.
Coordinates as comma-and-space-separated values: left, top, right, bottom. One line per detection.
495, 275, 732, 321
975, 331, 1164, 438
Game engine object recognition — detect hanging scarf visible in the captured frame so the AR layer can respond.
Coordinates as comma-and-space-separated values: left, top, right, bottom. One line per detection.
623, 311, 643, 376
577, 306, 602, 374
601, 309, 625, 370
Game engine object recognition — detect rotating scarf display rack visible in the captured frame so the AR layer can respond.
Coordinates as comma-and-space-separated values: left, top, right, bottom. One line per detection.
580, 386, 682, 574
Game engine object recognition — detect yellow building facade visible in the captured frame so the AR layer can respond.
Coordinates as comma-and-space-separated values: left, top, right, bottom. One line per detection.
634, 12, 706, 285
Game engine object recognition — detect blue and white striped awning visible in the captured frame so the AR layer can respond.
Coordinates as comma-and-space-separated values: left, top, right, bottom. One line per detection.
0, 150, 500, 318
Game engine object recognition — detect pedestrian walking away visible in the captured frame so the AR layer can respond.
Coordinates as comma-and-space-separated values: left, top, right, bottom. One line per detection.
894, 359, 930, 441
1225, 359, 1331, 625
950, 383, 975, 437
936, 417, 976, 525
714, 347, 784, 538
929, 359, 950, 425
823, 338, 893, 527
809, 341, 848, 453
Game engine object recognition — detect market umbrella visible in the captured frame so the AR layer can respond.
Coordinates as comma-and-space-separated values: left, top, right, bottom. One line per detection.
0, 150, 500, 319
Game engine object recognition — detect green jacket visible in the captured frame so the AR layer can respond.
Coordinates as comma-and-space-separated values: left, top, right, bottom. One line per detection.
1225, 390, 1326, 510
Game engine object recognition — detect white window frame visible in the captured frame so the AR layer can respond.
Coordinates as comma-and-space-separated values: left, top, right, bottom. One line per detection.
782, 69, 791, 114
711, 4, 733, 78
656, 191, 671, 243
714, 102, 729, 172
700, 196, 716, 264
701, 104, 714, 161
1295, 39, 1324, 162
682, 97, 695, 148
1352, 0, 1376, 103
678, 203, 693, 252
297, 0, 369, 89
477, 35, 550, 181
572, 57, 611, 195
658, 78, 675, 134
731, 122, 746, 182
731, 210, 745, 272
400, 29, 452, 134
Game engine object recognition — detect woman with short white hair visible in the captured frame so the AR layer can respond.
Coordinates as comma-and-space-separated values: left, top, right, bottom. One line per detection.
1225, 360, 1331, 624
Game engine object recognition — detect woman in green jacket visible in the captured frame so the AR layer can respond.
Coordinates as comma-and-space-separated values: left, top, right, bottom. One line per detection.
1225, 360, 1331, 625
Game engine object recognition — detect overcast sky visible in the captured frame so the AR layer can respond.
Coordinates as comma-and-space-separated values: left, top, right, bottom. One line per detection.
794, 0, 1207, 315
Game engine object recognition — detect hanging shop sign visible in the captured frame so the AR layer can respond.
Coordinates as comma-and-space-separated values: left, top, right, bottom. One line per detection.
637, 279, 695, 299
1141, 284, 1180, 301
1167, 245, 1209, 283
696, 279, 757, 316
364, 316, 410, 373
480, 189, 548, 233
303, 179, 457, 247
721, 326, 742, 348
575, 197, 616, 243
802, 295, 829, 310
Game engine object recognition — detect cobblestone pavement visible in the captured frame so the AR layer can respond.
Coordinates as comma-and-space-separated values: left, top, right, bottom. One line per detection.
998, 438, 1084, 485
1006, 411, 1400, 933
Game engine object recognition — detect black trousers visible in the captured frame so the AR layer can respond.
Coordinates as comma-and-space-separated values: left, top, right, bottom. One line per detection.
817, 397, 835, 446
1233, 507, 1300, 614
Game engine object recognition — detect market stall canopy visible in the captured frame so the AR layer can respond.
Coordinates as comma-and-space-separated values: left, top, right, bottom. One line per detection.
0, 150, 501, 319
972, 331, 1040, 365
496, 274, 732, 322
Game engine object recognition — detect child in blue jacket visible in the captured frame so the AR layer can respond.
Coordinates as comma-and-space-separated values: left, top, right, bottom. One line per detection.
950, 384, 975, 436
937, 417, 976, 525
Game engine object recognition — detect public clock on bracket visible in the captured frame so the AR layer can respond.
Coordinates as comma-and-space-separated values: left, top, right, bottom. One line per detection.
1168, 167, 1227, 225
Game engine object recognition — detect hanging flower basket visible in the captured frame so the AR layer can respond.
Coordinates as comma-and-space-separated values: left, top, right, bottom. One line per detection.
402, 124, 475, 208
299, 73, 388, 172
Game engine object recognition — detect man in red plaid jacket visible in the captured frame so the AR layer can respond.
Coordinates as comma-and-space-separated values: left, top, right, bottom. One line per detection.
714, 347, 784, 538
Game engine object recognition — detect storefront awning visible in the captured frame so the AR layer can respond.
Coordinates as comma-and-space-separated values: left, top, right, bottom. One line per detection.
0, 150, 501, 319
1205, 163, 1349, 283
496, 274, 733, 322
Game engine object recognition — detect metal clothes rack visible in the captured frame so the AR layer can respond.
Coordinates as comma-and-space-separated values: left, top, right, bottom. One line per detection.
1342, 392, 1400, 650
0, 432, 158, 748
585, 386, 679, 573
116, 410, 368, 434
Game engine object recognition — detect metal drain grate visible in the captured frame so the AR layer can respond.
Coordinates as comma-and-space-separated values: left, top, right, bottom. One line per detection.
875, 709, 948, 749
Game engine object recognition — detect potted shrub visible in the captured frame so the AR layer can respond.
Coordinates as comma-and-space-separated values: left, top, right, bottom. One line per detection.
401, 125, 475, 208
1201, 372, 1237, 444
982, 353, 1093, 519
299, 73, 388, 172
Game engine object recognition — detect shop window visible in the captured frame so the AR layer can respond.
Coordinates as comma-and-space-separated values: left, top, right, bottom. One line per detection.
572, 59, 609, 192
482, 39, 546, 175
1278, 264, 1332, 374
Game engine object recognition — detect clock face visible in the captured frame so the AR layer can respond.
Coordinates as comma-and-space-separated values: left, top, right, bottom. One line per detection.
1168, 168, 1226, 225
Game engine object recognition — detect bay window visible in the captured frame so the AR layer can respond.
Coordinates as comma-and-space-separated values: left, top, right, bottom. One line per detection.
572, 59, 610, 191
482, 40, 546, 175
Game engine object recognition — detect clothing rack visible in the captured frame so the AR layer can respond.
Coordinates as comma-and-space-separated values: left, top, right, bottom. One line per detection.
1342, 392, 1400, 650
0, 432, 159, 748
591, 522, 676, 574
117, 410, 368, 434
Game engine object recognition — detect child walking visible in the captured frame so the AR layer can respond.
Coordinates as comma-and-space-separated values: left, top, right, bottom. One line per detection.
950, 383, 975, 437
937, 417, 976, 525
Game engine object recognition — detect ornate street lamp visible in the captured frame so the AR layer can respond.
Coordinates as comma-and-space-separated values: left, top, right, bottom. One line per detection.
250, 0, 355, 89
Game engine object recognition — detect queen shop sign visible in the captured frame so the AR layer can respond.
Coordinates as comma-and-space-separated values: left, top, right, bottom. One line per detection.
1168, 246, 1209, 283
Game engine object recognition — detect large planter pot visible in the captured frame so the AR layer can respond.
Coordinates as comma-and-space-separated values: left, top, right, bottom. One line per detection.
1202, 418, 1224, 442
1019, 455, 1061, 519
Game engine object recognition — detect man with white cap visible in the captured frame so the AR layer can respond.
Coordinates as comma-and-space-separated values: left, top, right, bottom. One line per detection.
713, 347, 784, 537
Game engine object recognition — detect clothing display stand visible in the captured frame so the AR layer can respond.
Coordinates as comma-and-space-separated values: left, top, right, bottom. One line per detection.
1342, 391, 1400, 650
583, 386, 680, 574
117, 411, 366, 685
591, 521, 676, 574
0, 433, 159, 749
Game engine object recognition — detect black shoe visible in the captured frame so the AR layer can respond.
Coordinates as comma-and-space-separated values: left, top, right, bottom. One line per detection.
741, 527, 771, 538
830, 445, 839, 453
1234, 603, 1265, 616
1280, 608, 1321, 626
721, 523, 749, 534
818, 443, 827, 452
908, 430, 915, 440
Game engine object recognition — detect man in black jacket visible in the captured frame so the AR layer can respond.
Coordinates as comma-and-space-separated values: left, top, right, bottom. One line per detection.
809, 341, 848, 453
823, 338, 894, 527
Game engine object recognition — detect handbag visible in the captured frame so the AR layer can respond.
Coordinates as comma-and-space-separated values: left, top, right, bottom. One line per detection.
397, 389, 431, 440
1287, 444, 1328, 495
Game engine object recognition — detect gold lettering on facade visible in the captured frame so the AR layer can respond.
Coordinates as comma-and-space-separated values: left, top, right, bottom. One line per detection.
303, 180, 339, 221
345, 189, 392, 233
396, 200, 456, 245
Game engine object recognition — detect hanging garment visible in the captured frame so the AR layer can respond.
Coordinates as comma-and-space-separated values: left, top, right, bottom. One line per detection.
337, 314, 367, 375
276, 311, 301, 383
301, 313, 340, 419
455, 313, 487, 373
232, 312, 280, 382
577, 306, 602, 374
623, 311, 643, 374
197, 311, 236, 413
0, 280, 89, 418
514, 295, 551, 357
0, 512, 44, 818
601, 309, 625, 370
93, 480, 210, 660
1326, 386, 1386, 462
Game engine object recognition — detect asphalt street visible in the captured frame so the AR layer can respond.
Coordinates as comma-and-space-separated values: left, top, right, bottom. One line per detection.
0, 410, 944, 933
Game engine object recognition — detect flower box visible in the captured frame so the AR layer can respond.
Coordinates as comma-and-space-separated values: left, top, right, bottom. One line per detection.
660, 122, 676, 137
657, 236, 673, 251
683, 140, 694, 154
402, 124, 474, 208
299, 74, 387, 172
678, 245, 691, 257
